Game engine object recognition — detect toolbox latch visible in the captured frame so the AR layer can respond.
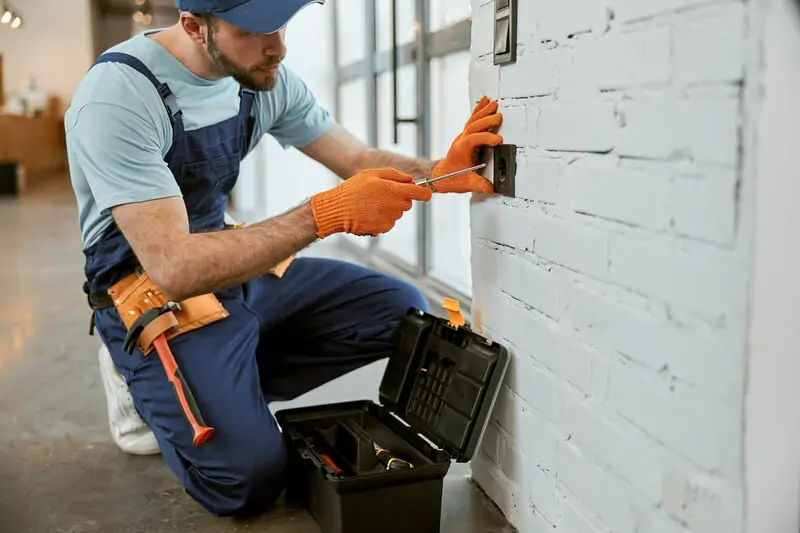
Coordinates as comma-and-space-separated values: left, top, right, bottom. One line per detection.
441, 297, 465, 329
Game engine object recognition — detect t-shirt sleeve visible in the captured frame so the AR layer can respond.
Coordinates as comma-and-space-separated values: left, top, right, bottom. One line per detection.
266, 65, 333, 149
65, 101, 181, 213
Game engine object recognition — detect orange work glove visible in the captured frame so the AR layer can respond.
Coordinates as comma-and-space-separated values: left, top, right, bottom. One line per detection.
310, 168, 432, 238
431, 96, 504, 194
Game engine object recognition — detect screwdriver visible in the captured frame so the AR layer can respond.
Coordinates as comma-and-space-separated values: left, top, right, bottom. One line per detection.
373, 441, 414, 471
414, 163, 487, 187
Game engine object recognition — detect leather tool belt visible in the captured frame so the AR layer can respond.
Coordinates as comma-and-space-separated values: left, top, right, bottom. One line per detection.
89, 271, 230, 356
86, 224, 294, 344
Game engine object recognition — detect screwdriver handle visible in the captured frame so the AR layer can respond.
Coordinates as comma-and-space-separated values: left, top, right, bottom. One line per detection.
375, 447, 414, 471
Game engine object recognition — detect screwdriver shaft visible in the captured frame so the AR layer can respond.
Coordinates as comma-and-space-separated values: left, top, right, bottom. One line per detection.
414, 163, 487, 186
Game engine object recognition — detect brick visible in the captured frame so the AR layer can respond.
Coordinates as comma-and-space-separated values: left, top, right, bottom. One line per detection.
470, 243, 503, 301
562, 496, 608, 533
474, 287, 515, 344
564, 389, 664, 504
669, 170, 737, 244
470, 456, 518, 523
504, 343, 566, 423
495, 432, 561, 522
559, 338, 595, 395
528, 108, 540, 149
631, 505, 694, 533
614, 0, 711, 23
558, 442, 636, 533
569, 163, 671, 230
478, 421, 501, 464
617, 99, 740, 166
469, 58, 500, 101
539, 103, 617, 152
500, 253, 561, 319
661, 462, 744, 533
471, 1, 496, 56
574, 27, 672, 90
471, 456, 559, 532
515, 155, 561, 204
499, 49, 562, 97
534, 212, 610, 280
496, 104, 528, 145
489, 293, 595, 396
607, 358, 742, 477
674, 3, 746, 84
564, 279, 746, 399
489, 386, 562, 474
607, 233, 746, 324
590, 350, 611, 402
531, 0, 608, 41
471, 199, 534, 251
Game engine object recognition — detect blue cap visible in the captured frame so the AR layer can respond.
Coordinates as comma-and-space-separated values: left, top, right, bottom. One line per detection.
174, 0, 325, 35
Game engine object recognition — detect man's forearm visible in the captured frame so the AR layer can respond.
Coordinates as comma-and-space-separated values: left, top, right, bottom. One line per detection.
158, 202, 318, 301
352, 148, 439, 183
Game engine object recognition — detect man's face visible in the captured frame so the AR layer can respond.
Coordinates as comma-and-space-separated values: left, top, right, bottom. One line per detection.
203, 16, 286, 91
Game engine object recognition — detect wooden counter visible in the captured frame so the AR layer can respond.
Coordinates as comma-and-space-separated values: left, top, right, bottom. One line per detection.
0, 114, 67, 178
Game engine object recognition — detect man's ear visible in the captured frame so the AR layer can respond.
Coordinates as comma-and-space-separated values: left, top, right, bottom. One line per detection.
179, 12, 209, 45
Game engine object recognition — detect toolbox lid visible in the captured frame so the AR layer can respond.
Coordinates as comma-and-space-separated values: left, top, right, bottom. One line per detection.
378, 305, 510, 462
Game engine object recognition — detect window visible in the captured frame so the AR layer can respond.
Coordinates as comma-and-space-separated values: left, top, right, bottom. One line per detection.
332, 0, 475, 303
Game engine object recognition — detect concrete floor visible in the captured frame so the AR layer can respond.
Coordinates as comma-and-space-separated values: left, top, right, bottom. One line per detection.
0, 177, 514, 533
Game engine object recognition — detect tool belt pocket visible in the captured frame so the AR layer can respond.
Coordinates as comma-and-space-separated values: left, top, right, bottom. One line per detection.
109, 273, 229, 356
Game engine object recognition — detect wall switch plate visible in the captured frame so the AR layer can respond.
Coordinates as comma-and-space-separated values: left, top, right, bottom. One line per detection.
493, 144, 516, 197
493, 0, 517, 65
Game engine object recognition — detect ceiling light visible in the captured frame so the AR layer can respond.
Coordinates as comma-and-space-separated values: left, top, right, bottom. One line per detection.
1, 10, 11, 24
10, 15, 19, 27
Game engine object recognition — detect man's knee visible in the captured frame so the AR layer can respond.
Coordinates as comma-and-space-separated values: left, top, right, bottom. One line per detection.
185, 430, 289, 518
383, 275, 430, 316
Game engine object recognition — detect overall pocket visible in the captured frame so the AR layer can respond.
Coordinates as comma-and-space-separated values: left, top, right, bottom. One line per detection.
180, 154, 241, 214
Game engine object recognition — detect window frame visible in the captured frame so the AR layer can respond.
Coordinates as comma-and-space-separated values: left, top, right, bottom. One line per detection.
331, 0, 474, 309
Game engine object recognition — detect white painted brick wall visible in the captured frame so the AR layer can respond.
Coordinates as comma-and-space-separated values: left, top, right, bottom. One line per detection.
467, 0, 756, 531
617, 99, 740, 166
539, 103, 618, 152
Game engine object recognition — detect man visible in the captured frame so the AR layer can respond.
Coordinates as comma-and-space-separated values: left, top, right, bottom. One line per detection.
65, 0, 503, 518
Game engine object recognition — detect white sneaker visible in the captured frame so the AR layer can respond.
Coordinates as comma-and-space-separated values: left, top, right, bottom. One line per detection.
98, 343, 161, 456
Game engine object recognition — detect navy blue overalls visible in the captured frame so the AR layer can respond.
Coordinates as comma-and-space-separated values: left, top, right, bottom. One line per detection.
83, 52, 429, 517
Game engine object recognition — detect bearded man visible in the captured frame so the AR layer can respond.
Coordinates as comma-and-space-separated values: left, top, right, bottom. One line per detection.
64, 0, 503, 518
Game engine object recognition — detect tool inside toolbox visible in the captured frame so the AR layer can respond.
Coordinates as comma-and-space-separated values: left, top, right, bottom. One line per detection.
286, 407, 432, 478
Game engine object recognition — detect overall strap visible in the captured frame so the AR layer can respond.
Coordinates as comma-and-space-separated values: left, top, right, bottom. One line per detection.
238, 88, 256, 115
238, 88, 257, 151
92, 52, 182, 127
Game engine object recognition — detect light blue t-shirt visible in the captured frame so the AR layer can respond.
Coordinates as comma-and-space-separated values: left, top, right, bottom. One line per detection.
65, 29, 333, 248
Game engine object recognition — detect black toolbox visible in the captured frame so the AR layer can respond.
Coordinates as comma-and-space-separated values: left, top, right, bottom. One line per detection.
274, 304, 510, 533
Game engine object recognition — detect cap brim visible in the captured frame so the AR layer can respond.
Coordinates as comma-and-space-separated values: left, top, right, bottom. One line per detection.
215, 0, 324, 34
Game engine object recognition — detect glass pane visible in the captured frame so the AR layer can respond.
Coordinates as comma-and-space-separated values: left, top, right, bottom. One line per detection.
428, 51, 474, 296
429, 0, 472, 32
339, 78, 370, 146
338, 78, 372, 249
375, 66, 419, 267
377, 66, 417, 155
375, 0, 417, 53
336, 0, 366, 66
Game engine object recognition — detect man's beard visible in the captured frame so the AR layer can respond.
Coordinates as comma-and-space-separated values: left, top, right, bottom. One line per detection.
206, 30, 280, 92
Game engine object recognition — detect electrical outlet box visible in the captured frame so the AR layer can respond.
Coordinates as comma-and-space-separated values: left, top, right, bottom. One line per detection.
493, 0, 517, 65
493, 144, 516, 197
